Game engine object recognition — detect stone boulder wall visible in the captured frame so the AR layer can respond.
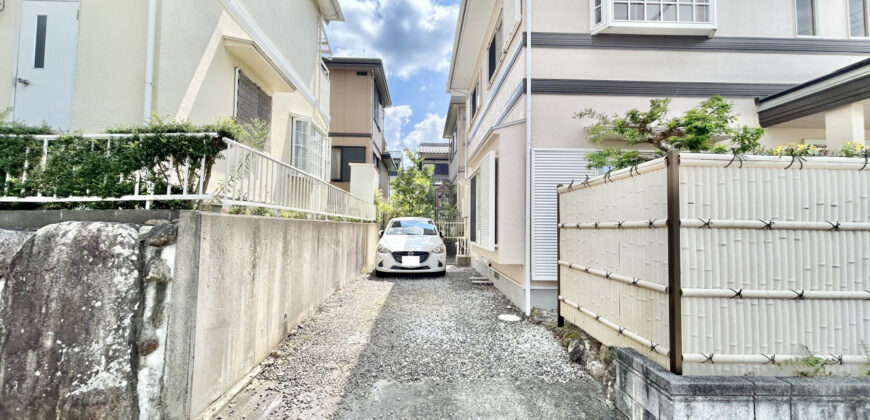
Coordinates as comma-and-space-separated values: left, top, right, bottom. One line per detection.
0, 222, 149, 419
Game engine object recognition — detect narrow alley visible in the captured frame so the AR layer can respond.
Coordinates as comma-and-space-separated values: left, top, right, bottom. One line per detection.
212, 266, 616, 419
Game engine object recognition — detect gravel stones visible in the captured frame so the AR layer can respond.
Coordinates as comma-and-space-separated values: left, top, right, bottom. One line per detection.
217, 267, 614, 419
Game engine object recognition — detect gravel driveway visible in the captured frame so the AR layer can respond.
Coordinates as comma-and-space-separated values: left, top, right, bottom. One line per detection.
213, 266, 616, 419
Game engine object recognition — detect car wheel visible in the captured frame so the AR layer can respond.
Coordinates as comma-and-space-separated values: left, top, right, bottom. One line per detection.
373, 269, 383, 278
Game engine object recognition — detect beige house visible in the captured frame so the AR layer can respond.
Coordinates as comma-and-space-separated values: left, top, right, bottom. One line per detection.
444, 97, 469, 223
0, 0, 342, 178
446, 0, 870, 313
323, 57, 396, 196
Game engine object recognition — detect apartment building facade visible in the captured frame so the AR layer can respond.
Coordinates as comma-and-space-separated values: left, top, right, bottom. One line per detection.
323, 57, 396, 196
1, 0, 342, 180
446, 0, 870, 313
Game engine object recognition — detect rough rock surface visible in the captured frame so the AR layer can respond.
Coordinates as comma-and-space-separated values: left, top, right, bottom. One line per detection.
0, 222, 141, 419
216, 267, 616, 419
0, 229, 34, 274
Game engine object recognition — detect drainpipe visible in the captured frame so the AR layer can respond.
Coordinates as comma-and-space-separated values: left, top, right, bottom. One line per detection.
523, 0, 532, 316
143, 0, 157, 123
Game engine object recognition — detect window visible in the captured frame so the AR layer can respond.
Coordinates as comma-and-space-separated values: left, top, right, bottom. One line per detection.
470, 82, 479, 119
330, 146, 365, 182
385, 219, 438, 236
34, 15, 47, 69
235, 70, 273, 126
593, 0, 603, 24
796, 0, 816, 36
434, 163, 449, 176
470, 151, 496, 249
612, 0, 710, 23
487, 16, 503, 81
850, 0, 869, 37
373, 86, 384, 131
292, 119, 325, 178
592, 0, 716, 35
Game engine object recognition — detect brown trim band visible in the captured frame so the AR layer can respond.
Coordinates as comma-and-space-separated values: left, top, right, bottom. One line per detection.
328, 132, 372, 138
530, 79, 793, 98
525, 32, 870, 55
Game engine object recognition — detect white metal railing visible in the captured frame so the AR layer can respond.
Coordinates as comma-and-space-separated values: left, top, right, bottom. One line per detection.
0, 133, 375, 221
436, 218, 469, 255
221, 138, 375, 220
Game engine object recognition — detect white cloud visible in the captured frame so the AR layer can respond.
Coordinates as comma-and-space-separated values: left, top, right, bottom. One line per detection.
384, 105, 446, 153
401, 113, 447, 151
384, 105, 413, 151
327, 0, 459, 79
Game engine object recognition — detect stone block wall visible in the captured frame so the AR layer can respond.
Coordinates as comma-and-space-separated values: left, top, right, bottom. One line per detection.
614, 348, 870, 420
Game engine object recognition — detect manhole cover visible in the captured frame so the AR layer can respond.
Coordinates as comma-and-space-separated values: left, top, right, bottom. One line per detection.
498, 314, 521, 322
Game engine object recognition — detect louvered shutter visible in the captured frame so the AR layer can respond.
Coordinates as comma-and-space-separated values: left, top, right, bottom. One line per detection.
531, 149, 598, 280
476, 151, 497, 250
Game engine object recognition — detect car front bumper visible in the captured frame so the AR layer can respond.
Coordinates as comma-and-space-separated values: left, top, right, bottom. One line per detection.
376, 250, 446, 273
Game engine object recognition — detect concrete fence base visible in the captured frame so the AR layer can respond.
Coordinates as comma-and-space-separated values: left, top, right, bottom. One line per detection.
614, 348, 870, 420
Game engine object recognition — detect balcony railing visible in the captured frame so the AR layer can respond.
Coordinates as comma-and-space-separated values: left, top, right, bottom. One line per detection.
591, 0, 717, 36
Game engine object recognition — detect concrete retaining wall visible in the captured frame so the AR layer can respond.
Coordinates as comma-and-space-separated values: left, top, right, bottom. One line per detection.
163, 212, 377, 418
0, 210, 376, 419
614, 347, 870, 420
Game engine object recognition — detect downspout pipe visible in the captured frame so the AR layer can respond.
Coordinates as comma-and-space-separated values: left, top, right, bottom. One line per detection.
523, 0, 532, 315
143, 0, 157, 123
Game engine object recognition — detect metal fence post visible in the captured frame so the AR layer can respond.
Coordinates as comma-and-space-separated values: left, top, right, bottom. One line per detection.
556, 184, 565, 328
666, 149, 683, 375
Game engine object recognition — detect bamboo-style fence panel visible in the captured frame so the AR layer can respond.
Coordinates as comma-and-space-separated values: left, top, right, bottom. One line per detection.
557, 151, 870, 376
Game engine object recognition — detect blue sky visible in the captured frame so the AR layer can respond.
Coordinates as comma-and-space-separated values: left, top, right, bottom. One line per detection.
326, 0, 460, 154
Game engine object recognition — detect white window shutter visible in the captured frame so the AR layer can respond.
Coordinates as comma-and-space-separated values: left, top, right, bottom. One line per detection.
477, 151, 497, 250
531, 149, 598, 280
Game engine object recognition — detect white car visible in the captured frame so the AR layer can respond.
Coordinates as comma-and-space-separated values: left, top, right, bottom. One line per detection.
374, 217, 447, 276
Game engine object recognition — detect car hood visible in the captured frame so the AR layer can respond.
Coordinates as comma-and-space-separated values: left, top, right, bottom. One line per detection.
380, 235, 443, 252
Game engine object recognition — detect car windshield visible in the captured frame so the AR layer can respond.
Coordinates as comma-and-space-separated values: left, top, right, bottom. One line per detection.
386, 220, 438, 236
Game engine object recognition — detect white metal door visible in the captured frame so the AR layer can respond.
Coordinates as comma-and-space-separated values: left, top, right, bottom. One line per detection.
13, 1, 79, 131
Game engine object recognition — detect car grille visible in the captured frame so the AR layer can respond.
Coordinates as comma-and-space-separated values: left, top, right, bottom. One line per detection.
392, 251, 430, 263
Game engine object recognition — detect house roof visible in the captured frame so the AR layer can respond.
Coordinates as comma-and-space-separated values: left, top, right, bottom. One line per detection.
442, 96, 466, 138
446, 0, 498, 92
316, 0, 345, 22
323, 57, 392, 107
756, 57, 870, 127
418, 142, 450, 155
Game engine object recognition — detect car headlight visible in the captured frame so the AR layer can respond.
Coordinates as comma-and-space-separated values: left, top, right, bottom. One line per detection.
377, 244, 391, 253
432, 244, 445, 254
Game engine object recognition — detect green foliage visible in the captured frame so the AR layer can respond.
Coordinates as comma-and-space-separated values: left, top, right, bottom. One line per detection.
383, 149, 434, 219
783, 346, 833, 378
434, 179, 459, 220
586, 147, 644, 171
763, 143, 824, 157
0, 115, 245, 209
838, 141, 867, 157
576, 96, 764, 169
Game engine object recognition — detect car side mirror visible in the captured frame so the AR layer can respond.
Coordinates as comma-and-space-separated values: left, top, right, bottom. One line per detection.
439, 231, 444, 238
379, 230, 384, 237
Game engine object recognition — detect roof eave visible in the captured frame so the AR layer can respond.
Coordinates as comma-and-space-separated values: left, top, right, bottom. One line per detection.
317, 0, 345, 22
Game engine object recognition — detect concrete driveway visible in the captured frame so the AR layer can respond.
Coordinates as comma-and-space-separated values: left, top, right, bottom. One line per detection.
212, 265, 617, 419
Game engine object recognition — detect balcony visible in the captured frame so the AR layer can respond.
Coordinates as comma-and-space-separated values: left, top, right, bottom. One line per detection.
590, 0, 717, 37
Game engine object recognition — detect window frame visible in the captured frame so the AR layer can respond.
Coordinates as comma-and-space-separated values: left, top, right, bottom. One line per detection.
848, 0, 870, 38
330, 146, 366, 183
591, 0, 717, 36
487, 13, 504, 83
291, 117, 326, 179
795, 0, 819, 37
469, 77, 480, 122
373, 84, 384, 131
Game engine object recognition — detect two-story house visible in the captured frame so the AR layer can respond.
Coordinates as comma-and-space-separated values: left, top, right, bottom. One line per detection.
323, 57, 397, 196
444, 96, 469, 222
446, 0, 870, 314
1, 0, 342, 180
